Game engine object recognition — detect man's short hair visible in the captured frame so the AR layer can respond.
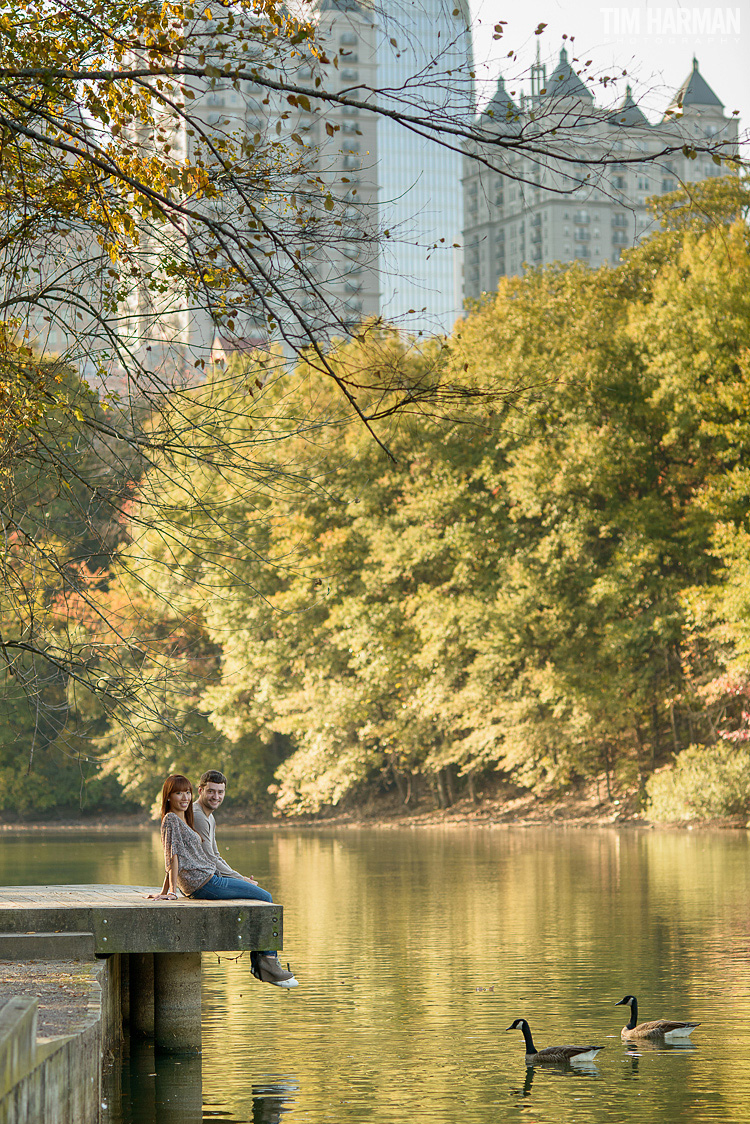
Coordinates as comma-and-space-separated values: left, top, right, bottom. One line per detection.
199, 770, 228, 787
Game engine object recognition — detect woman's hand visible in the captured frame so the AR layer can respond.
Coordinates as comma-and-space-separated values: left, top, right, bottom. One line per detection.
146, 891, 178, 900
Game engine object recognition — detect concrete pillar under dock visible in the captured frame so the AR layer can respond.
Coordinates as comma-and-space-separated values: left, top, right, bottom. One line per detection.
130, 952, 155, 1038
154, 953, 202, 1053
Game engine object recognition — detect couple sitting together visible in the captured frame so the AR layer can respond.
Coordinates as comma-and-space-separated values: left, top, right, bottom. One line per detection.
150, 769, 298, 989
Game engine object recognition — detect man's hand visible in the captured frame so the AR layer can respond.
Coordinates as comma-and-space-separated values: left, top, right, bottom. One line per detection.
243, 875, 259, 885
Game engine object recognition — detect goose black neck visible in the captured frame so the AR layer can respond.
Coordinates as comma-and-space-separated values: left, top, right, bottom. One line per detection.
520, 1021, 536, 1054
627, 999, 638, 1030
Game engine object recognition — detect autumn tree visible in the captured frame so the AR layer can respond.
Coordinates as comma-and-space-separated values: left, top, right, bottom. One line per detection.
0, 0, 743, 788
91, 177, 750, 816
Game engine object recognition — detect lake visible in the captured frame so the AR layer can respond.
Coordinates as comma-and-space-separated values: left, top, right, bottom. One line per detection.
1, 825, 748, 1123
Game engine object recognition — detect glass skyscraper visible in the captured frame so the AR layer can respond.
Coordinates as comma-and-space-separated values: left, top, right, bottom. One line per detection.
376, 0, 473, 335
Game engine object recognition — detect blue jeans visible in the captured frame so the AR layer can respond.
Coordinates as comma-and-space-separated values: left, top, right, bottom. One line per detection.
191, 873, 276, 954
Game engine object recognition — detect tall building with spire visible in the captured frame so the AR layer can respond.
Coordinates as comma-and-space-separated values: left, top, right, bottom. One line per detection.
462, 54, 739, 300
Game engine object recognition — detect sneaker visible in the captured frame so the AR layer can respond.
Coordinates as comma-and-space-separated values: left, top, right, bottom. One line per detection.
255, 953, 299, 988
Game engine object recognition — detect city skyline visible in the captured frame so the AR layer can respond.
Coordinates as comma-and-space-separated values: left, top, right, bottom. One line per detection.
17, 2, 746, 372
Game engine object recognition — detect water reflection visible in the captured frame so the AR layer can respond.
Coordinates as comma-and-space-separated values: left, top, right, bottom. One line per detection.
510, 1063, 600, 1095
105, 1041, 203, 1124
625, 1040, 698, 1054
6, 827, 750, 1124
249, 1082, 298, 1123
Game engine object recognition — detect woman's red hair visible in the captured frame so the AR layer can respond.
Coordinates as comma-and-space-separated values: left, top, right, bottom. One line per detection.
160, 774, 195, 828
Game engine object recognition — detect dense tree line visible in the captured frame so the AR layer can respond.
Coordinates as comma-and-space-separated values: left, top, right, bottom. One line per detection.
5, 177, 750, 820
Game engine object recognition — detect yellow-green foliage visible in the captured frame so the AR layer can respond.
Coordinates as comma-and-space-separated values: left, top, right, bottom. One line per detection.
647, 744, 750, 822
90, 179, 750, 816
14, 177, 750, 818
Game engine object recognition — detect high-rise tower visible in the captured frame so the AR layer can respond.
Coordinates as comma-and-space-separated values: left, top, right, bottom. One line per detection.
376, 0, 474, 335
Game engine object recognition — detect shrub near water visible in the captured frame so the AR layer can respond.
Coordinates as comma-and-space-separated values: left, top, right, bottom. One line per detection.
646, 744, 750, 822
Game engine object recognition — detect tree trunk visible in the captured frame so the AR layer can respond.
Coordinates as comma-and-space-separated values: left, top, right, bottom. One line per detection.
467, 770, 480, 804
390, 759, 406, 803
650, 695, 660, 769
669, 701, 679, 753
634, 724, 647, 797
443, 766, 455, 807
603, 744, 613, 801
435, 771, 448, 809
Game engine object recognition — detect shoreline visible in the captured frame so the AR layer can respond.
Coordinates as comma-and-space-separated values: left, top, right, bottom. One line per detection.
1, 791, 748, 832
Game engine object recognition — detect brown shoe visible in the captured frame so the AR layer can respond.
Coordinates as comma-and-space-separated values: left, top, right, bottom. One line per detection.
255, 953, 298, 988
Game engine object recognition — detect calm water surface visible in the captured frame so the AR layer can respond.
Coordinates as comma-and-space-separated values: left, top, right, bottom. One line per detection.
2, 826, 749, 1123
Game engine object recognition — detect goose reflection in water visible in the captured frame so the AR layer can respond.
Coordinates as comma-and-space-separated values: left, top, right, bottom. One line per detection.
511, 1060, 601, 1101
251, 1082, 298, 1124
625, 1037, 698, 1057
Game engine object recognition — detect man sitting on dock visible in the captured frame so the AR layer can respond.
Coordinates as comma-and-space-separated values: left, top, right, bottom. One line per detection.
193, 770, 257, 886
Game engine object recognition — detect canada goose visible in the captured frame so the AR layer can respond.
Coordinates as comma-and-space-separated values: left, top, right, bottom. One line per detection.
506, 1019, 605, 1065
615, 995, 700, 1040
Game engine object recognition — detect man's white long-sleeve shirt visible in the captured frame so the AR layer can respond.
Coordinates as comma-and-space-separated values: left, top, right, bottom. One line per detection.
192, 801, 241, 878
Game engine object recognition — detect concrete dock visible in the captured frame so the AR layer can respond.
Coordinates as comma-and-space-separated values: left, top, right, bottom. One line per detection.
0, 885, 283, 1053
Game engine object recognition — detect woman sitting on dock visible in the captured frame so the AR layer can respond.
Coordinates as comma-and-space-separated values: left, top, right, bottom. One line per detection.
150, 774, 298, 988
